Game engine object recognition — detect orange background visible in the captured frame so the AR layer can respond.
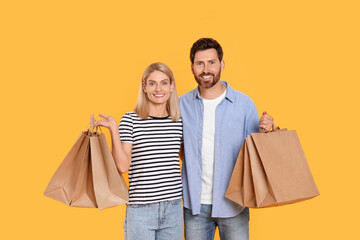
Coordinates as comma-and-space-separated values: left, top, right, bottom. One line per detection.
1, 0, 359, 239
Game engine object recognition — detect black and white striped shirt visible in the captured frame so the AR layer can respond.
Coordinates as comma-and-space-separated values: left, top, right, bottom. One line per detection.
119, 112, 183, 204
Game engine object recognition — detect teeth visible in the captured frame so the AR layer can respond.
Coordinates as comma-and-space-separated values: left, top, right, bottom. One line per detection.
154, 94, 165, 97
202, 75, 212, 79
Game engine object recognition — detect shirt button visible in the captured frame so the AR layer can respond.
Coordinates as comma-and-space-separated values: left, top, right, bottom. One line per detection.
198, 192, 200, 195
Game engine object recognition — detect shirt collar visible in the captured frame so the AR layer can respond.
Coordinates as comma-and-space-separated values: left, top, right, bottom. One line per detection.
193, 81, 234, 103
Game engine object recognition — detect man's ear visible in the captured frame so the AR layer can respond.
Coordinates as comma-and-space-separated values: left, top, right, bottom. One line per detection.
221, 59, 225, 71
191, 64, 195, 75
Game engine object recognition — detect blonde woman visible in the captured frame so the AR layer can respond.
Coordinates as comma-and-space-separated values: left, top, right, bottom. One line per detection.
94, 62, 183, 240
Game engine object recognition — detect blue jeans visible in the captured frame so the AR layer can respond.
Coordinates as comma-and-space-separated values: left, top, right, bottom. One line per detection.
184, 204, 249, 240
124, 199, 183, 240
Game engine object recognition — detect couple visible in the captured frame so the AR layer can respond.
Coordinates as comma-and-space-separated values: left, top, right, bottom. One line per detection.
94, 38, 273, 240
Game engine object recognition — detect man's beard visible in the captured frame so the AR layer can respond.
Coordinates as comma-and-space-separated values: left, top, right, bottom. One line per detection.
194, 69, 221, 89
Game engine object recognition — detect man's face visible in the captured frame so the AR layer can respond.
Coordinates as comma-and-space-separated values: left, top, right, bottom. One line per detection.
191, 48, 224, 89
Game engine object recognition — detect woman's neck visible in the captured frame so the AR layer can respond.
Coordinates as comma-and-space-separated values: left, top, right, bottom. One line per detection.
148, 103, 168, 117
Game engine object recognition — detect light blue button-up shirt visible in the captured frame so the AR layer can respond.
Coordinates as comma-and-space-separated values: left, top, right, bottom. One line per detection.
179, 81, 259, 218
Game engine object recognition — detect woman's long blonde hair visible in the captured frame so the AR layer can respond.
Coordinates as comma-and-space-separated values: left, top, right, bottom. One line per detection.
134, 62, 181, 121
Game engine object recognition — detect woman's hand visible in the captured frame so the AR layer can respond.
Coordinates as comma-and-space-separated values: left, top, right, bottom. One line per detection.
93, 113, 118, 130
90, 113, 132, 173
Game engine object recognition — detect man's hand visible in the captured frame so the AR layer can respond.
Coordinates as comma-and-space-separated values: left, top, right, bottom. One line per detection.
259, 111, 274, 133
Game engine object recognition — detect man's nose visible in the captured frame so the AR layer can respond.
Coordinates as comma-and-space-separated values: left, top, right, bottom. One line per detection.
203, 64, 210, 73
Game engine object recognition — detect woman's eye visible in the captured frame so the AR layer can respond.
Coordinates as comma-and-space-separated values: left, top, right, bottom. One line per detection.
162, 82, 168, 85
149, 83, 155, 86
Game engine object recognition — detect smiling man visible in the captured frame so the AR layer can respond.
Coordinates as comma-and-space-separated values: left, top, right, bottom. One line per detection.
179, 38, 273, 240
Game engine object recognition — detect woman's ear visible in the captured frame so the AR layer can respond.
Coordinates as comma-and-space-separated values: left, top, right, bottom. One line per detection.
170, 81, 175, 93
142, 81, 146, 93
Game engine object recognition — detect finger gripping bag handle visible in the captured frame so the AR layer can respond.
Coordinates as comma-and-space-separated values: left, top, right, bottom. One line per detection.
85, 114, 102, 136
259, 122, 277, 133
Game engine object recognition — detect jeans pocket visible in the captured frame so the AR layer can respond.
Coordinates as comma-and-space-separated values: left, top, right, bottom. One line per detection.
170, 199, 182, 205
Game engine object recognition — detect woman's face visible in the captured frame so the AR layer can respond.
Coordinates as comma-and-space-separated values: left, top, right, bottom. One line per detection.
143, 70, 174, 106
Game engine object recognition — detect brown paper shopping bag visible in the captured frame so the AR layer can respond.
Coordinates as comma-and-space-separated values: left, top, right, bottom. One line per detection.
44, 131, 97, 207
69, 132, 97, 208
90, 133, 129, 209
44, 127, 128, 209
226, 126, 319, 208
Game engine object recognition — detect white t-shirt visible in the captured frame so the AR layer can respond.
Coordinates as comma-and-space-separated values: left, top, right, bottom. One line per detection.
200, 89, 227, 204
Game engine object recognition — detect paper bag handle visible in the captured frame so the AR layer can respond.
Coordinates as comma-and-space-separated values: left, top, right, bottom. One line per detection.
85, 114, 103, 135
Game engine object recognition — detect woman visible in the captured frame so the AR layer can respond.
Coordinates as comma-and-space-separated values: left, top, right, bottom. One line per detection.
94, 62, 183, 240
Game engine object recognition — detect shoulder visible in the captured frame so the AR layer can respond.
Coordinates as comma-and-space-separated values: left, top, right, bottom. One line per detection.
179, 88, 198, 113
227, 83, 256, 109
235, 90, 255, 105
179, 88, 197, 103
174, 117, 183, 126
123, 111, 141, 118
120, 111, 139, 123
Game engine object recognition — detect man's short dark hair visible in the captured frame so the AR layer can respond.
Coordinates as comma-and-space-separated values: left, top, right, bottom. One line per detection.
190, 38, 223, 64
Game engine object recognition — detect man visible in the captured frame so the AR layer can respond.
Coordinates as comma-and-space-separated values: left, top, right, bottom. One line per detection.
179, 38, 273, 240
